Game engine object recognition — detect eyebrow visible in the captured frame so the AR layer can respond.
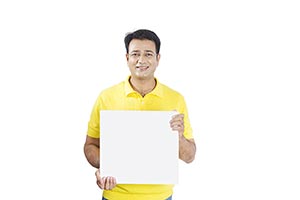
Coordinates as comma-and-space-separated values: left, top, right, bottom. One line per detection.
130, 50, 155, 53
145, 50, 155, 53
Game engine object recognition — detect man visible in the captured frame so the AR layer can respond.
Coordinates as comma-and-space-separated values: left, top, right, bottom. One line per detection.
84, 29, 196, 200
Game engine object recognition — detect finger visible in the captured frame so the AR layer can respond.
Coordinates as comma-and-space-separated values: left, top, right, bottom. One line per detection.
96, 180, 103, 189
95, 169, 104, 189
99, 172, 105, 188
170, 119, 183, 125
112, 177, 117, 187
95, 169, 101, 180
100, 177, 106, 189
170, 114, 184, 125
102, 177, 107, 190
171, 113, 184, 120
108, 177, 113, 190
170, 120, 184, 129
106, 177, 112, 190
172, 124, 184, 131
170, 121, 185, 136
170, 118, 183, 126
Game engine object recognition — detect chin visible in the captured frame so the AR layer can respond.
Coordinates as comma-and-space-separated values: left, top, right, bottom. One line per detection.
134, 73, 150, 79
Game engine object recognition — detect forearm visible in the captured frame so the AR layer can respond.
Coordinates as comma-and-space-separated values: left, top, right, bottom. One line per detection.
84, 143, 100, 168
179, 136, 196, 163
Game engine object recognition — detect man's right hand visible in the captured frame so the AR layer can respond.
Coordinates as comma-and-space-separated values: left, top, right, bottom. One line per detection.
95, 169, 117, 190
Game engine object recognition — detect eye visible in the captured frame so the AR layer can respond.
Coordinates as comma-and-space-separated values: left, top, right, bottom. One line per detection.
145, 53, 154, 57
130, 53, 140, 57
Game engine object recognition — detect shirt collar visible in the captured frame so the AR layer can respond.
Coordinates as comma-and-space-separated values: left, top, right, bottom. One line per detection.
124, 76, 163, 97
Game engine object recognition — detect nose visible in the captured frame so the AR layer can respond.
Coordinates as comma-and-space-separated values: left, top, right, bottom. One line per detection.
137, 54, 146, 64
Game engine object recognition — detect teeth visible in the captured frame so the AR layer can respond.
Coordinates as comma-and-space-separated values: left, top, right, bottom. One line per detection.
137, 66, 148, 70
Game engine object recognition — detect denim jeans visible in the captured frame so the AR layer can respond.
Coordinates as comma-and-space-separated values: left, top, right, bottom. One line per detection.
102, 196, 172, 200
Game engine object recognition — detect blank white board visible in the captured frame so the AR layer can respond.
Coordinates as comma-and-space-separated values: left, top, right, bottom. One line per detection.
100, 110, 178, 184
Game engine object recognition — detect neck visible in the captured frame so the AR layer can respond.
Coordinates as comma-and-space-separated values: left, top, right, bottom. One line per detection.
129, 77, 156, 97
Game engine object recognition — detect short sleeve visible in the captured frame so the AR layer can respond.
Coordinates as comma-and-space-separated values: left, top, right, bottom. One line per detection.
178, 96, 193, 139
87, 95, 103, 138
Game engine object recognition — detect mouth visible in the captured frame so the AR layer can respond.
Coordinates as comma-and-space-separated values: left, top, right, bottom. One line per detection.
136, 66, 149, 72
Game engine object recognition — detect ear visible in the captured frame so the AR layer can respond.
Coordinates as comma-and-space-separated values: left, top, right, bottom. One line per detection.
156, 54, 161, 62
126, 53, 129, 61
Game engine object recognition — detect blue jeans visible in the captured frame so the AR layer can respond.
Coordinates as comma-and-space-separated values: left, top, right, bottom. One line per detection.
102, 196, 172, 200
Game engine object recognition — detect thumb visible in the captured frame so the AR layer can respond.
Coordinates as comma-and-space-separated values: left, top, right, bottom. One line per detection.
95, 169, 103, 184
95, 169, 105, 189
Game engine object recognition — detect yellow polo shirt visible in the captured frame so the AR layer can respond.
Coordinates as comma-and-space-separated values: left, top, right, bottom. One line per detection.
87, 77, 193, 200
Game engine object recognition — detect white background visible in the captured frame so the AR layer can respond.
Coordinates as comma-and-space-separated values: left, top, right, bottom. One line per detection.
0, 0, 299, 199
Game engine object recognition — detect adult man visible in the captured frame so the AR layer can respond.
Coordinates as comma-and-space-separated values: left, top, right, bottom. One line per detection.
84, 29, 196, 200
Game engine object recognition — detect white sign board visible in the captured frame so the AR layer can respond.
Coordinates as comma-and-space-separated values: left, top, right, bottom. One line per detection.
100, 110, 178, 184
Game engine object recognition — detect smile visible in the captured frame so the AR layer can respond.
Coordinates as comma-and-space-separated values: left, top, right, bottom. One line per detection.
136, 66, 149, 71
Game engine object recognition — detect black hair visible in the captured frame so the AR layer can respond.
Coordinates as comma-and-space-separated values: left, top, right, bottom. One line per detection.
124, 29, 161, 54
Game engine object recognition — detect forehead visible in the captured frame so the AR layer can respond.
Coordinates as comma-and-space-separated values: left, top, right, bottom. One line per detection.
128, 39, 156, 52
